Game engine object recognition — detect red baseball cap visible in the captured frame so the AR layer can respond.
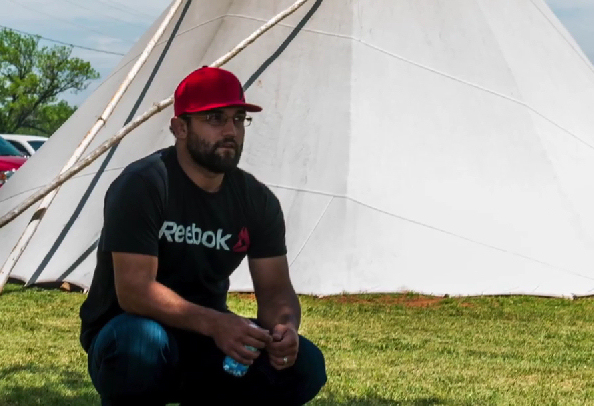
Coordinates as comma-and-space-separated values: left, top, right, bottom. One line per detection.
174, 67, 262, 116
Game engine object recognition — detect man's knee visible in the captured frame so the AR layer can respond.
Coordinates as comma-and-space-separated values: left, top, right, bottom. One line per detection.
88, 314, 178, 398
293, 336, 327, 403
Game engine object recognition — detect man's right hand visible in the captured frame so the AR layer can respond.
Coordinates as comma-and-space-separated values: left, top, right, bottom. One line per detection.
210, 313, 272, 365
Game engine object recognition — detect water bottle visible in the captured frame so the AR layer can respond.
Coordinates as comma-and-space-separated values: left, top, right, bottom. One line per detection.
222, 322, 260, 377
222, 345, 257, 377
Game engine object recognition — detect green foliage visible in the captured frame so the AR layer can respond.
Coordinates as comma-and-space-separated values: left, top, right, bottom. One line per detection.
0, 28, 98, 136
3, 285, 594, 405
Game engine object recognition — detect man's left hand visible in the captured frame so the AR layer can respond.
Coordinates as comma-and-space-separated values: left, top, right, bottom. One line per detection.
266, 324, 299, 370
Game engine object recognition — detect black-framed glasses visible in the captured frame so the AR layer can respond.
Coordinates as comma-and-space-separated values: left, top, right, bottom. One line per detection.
192, 111, 252, 128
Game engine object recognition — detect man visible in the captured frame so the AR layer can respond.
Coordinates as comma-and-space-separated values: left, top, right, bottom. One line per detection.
79, 67, 327, 406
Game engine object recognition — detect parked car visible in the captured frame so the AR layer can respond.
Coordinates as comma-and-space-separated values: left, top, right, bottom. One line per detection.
0, 136, 27, 188
1, 134, 47, 157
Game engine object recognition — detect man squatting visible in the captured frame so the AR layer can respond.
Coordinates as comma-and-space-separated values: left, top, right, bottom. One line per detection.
79, 67, 327, 405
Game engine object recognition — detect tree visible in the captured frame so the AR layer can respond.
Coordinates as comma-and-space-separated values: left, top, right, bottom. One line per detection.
0, 28, 99, 136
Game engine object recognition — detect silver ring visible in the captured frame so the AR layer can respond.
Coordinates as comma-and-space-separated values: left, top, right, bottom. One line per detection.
283, 356, 288, 365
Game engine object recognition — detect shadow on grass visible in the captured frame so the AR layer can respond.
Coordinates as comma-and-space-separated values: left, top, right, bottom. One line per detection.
310, 392, 476, 406
0, 364, 98, 406
3, 279, 84, 295
0, 365, 474, 406
2, 280, 27, 295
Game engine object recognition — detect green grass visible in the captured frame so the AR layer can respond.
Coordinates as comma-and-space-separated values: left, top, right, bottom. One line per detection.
3, 283, 594, 405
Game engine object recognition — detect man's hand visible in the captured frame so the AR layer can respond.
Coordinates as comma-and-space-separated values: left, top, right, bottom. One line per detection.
210, 313, 272, 365
267, 324, 299, 370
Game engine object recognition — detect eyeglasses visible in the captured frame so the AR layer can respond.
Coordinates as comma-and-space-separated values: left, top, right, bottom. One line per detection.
191, 111, 252, 128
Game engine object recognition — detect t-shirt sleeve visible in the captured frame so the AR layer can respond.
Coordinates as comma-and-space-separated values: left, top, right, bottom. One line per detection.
101, 172, 164, 256
247, 185, 287, 259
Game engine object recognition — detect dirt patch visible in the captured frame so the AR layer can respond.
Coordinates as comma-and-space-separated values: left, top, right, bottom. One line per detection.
231, 292, 476, 308
326, 294, 447, 308
232, 292, 257, 301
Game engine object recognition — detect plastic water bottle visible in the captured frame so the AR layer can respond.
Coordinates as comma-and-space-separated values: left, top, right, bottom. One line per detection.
222, 345, 257, 377
222, 322, 260, 377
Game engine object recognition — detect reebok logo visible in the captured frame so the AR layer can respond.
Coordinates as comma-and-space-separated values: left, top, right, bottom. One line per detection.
233, 227, 250, 253
159, 221, 232, 250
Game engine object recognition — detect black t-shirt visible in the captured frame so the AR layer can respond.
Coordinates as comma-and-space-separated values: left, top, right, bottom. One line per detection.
79, 146, 286, 351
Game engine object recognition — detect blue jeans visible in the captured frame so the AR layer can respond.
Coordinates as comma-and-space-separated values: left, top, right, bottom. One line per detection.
87, 313, 327, 405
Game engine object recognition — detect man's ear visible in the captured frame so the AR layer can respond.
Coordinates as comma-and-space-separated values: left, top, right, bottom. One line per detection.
170, 117, 187, 139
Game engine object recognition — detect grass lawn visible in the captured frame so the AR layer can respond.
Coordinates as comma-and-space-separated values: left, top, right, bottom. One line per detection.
2, 282, 594, 405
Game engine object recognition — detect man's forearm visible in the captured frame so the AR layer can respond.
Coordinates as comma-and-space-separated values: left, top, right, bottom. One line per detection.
257, 290, 301, 331
117, 280, 219, 337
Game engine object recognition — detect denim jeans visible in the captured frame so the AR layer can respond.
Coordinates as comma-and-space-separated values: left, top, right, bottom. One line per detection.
87, 313, 327, 405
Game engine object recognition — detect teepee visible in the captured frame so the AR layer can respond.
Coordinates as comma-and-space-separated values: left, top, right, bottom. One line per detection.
2, 0, 594, 297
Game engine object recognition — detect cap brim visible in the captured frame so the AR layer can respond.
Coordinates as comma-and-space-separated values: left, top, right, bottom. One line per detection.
183, 101, 263, 114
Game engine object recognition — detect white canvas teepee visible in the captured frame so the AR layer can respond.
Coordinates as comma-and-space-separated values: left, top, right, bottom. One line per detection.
1, 0, 594, 297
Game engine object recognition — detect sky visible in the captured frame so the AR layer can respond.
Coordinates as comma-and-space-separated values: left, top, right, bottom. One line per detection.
1, 0, 593, 106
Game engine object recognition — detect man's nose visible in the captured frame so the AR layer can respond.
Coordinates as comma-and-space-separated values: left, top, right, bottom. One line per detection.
221, 117, 238, 137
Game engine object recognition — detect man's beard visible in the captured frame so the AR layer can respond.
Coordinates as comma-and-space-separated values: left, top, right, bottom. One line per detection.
186, 130, 242, 174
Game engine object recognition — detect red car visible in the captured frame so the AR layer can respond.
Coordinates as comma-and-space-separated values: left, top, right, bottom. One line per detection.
0, 136, 27, 188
